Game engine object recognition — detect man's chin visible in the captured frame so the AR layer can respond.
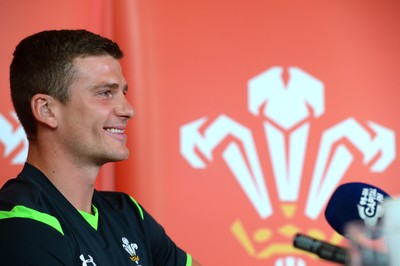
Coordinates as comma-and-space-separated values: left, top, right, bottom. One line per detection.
109, 153, 129, 162
97, 151, 130, 165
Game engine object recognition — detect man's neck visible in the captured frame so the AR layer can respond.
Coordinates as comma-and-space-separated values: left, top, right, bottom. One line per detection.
26, 144, 100, 214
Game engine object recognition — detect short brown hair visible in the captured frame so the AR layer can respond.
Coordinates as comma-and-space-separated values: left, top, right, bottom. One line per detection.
10, 29, 123, 139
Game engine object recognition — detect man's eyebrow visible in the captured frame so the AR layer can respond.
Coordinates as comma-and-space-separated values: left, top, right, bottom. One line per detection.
93, 82, 128, 92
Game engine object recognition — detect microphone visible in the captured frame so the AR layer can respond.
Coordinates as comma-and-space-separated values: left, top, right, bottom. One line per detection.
293, 233, 347, 264
293, 233, 389, 265
294, 183, 392, 264
324, 182, 390, 237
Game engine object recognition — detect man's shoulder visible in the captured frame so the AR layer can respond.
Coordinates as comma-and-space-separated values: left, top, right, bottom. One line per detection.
0, 207, 74, 265
0, 177, 42, 210
0, 176, 66, 238
0, 163, 49, 210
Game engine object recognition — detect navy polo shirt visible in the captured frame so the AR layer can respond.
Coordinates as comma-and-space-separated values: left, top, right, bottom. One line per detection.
0, 163, 191, 265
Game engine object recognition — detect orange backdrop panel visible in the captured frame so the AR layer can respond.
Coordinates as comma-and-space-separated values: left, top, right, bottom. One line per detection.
0, 0, 115, 190
115, 1, 400, 265
1, 1, 400, 265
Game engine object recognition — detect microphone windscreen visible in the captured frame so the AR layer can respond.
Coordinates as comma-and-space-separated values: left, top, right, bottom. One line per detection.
324, 182, 390, 237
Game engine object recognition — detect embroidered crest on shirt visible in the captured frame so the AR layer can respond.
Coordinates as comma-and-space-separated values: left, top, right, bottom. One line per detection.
122, 237, 141, 264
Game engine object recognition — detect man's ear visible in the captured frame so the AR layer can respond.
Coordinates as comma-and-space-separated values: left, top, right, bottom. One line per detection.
31, 94, 58, 129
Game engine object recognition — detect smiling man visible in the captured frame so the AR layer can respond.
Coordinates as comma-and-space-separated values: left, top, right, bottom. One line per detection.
0, 29, 201, 266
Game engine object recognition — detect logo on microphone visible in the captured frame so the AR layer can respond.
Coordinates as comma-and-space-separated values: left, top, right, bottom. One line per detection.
180, 66, 396, 265
357, 188, 385, 227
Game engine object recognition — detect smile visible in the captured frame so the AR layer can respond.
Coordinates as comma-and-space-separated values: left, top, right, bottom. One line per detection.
105, 128, 124, 134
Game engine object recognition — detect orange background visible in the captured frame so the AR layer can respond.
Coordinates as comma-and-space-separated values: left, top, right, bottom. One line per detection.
1, 1, 400, 265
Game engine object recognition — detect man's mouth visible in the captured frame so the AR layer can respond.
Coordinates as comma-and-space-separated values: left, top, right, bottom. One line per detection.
104, 127, 125, 134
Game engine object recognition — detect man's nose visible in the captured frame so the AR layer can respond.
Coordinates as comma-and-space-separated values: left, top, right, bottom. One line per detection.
115, 95, 135, 119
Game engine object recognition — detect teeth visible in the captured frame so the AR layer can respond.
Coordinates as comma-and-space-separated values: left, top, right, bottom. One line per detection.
106, 128, 124, 134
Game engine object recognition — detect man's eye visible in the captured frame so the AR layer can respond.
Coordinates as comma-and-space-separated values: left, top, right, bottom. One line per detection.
100, 90, 113, 98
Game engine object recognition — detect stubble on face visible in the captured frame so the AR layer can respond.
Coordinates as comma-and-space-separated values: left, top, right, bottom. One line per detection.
56, 56, 133, 167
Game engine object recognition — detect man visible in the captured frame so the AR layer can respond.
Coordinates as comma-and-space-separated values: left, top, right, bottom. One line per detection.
0, 29, 201, 265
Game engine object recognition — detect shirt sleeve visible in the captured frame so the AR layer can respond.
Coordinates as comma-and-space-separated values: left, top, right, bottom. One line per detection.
0, 218, 74, 265
130, 198, 191, 266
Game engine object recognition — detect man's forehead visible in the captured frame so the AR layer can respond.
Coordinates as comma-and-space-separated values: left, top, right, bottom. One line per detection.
72, 54, 119, 64
71, 55, 122, 76
69, 55, 126, 89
